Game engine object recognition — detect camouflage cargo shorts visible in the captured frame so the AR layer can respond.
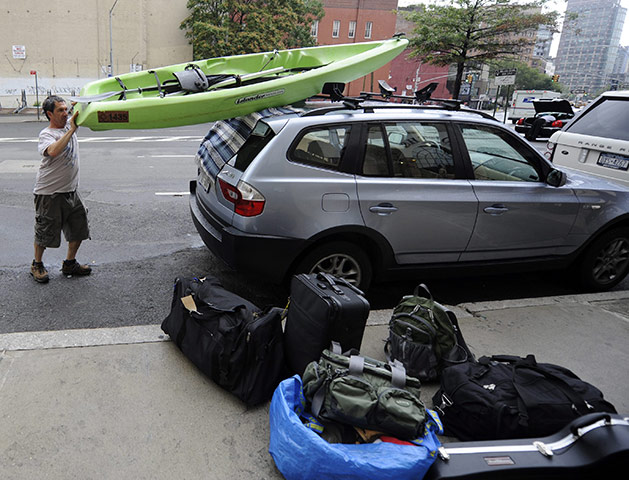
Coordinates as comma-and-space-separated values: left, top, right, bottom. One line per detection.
34, 191, 90, 248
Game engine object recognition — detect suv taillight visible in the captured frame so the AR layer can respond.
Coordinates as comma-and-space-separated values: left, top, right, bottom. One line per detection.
551, 120, 563, 128
517, 118, 524, 125
218, 178, 265, 217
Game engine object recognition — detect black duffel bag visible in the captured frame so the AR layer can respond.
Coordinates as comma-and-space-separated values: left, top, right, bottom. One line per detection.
432, 354, 617, 440
161, 275, 287, 406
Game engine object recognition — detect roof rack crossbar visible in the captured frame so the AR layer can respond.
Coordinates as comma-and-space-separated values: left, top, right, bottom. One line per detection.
304, 80, 498, 121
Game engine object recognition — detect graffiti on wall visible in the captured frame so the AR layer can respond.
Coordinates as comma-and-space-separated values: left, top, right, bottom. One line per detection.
1, 77, 96, 99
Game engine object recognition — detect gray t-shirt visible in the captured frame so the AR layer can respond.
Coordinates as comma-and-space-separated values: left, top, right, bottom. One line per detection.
34, 120, 79, 195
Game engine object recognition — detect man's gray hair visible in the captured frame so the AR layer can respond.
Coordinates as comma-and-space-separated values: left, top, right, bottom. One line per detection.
42, 95, 66, 120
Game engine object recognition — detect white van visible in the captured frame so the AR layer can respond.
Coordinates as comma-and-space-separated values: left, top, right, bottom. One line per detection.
548, 90, 629, 188
509, 90, 562, 123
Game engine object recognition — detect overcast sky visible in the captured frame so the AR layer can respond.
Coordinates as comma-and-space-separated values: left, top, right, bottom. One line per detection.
397, 0, 629, 49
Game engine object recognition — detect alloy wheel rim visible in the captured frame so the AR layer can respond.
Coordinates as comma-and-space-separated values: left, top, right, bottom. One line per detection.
310, 253, 362, 286
592, 237, 629, 284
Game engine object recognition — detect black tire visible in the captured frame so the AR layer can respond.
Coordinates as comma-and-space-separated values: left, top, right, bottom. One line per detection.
294, 241, 373, 292
578, 227, 629, 291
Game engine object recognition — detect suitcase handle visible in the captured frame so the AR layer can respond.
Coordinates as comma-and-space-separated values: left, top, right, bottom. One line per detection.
316, 272, 366, 296
316, 272, 344, 295
570, 413, 612, 436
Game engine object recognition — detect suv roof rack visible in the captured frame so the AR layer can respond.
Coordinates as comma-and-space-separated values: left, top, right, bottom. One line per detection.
303, 81, 498, 121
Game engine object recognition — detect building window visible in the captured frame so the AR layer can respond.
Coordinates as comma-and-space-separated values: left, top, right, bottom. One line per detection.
348, 21, 356, 39
311, 20, 318, 38
365, 21, 373, 39
333, 20, 340, 38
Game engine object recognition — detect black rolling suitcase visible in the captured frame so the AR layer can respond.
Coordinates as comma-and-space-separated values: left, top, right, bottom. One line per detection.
284, 273, 370, 375
161, 275, 287, 406
425, 413, 629, 480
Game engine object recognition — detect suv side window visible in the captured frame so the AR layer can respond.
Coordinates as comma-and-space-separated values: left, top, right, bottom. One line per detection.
565, 98, 629, 141
460, 124, 541, 182
362, 121, 455, 179
290, 125, 351, 169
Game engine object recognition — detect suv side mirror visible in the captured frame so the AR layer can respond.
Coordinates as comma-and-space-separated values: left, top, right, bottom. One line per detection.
546, 168, 566, 187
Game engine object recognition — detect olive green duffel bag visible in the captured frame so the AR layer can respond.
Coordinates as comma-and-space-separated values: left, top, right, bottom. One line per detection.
302, 342, 427, 440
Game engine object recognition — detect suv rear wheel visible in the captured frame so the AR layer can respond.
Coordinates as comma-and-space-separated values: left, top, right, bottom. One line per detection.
578, 227, 629, 291
295, 241, 373, 292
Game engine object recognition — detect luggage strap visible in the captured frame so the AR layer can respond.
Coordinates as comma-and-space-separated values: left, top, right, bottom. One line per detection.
509, 356, 594, 416
311, 345, 407, 417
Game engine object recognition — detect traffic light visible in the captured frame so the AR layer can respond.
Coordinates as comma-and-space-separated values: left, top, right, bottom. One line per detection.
466, 74, 473, 83
552, 74, 560, 82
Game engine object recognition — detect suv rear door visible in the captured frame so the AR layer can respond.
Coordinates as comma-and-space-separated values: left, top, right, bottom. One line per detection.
550, 94, 629, 187
456, 123, 580, 261
356, 120, 477, 264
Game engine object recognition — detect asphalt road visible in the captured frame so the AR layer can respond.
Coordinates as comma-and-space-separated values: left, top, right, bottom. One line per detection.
1, 119, 627, 334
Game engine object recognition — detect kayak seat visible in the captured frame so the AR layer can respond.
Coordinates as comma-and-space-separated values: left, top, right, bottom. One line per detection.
173, 64, 238, 93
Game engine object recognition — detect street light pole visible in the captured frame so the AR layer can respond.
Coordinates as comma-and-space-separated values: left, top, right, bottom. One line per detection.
109, 0, 120, 77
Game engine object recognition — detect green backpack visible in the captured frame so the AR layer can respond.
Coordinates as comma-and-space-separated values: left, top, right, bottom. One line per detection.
385, 284, 473, 381
302, 342, 427, 440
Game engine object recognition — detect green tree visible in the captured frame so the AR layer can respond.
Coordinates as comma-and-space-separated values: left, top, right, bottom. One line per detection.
403, 0, 559, 99
181, 0, 324, 59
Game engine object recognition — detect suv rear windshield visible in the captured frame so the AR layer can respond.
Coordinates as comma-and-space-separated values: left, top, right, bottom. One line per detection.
234, 121, 275, 171
566, 98, 629, 141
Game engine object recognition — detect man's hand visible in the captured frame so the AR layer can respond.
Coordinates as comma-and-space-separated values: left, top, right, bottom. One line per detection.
70, 110, 79, 132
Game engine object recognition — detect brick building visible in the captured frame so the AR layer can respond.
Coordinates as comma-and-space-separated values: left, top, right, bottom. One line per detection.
386, 15, 452, 100
315, 0, 399, 96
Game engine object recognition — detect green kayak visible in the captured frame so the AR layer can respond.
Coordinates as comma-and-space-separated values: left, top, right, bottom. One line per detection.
74, 37, 408, 130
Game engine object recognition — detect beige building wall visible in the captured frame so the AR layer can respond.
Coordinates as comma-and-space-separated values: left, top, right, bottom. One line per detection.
1, 0, 192, 107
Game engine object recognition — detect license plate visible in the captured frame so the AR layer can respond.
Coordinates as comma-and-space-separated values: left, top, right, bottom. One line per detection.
198, 169, 215, 192
597, 153, 629, 171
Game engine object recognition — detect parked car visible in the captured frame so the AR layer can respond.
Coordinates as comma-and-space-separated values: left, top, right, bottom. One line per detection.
548, 90, 629, 188
514, 99, 574, 140
189, 101, 629, 293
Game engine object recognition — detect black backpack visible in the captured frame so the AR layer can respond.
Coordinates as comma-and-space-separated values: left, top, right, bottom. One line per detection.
161, 275, 287, 406
385, 284, 473, 381
432, 354, 617, 440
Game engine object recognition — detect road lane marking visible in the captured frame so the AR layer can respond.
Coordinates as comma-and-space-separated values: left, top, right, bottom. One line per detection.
0, 136, 201, 143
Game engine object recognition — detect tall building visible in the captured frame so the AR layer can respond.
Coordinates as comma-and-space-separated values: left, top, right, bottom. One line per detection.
555, 0, 627, 94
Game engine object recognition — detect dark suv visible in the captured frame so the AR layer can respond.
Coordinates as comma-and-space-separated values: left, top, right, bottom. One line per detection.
189, 103, 629, 292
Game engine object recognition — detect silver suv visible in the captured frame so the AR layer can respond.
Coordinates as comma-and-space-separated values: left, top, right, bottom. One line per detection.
189, 103, 629, 292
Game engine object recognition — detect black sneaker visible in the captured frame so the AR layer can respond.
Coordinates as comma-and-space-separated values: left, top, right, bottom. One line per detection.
62, 259, 92, 276
31, 260, 50, 283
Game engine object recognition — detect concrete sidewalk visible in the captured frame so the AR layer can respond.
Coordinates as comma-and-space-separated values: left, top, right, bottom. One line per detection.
1, 291, 628, 479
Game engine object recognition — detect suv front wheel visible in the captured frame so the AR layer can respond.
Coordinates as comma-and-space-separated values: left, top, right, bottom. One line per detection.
294, 241, 373, 292
578, 227, 629, 291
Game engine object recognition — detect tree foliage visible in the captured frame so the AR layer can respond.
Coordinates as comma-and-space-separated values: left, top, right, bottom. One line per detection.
181, 0, 325, 59
490, 60, 562, 92
403, 0, 559, 99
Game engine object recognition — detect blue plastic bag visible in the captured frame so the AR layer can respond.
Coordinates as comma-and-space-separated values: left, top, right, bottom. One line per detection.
269, 375, 442, 480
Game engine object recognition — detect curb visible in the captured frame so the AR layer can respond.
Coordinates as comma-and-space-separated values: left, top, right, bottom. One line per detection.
1, 290, 627, 352
0, 325, 168, 352
458, 290, 629, 314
